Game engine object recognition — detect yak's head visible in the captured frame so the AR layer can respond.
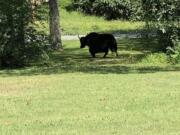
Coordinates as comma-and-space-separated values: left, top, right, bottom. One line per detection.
78, 35, 87, 48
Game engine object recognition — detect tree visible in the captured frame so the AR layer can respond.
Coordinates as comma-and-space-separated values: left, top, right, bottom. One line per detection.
0, 0, 31, 67
49, 0, 63, 50
142, 0, 180, 62
0, 0, 49, 67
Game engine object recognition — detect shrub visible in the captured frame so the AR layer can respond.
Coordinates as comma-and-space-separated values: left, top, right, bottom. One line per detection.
70, 0, 142, 20
167, 41, 180, 64
0, 0, 49, 67
142, 0, 180, 63
141, 53, 169, 64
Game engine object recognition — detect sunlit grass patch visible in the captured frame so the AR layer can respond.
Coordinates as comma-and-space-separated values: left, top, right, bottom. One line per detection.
36, 3, 145, 35
60, 9, 145, 35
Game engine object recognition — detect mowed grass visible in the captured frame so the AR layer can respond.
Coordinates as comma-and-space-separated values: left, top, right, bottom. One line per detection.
36, 2, 145, 35
0, 39, 180, 135
0, 72, 180, 135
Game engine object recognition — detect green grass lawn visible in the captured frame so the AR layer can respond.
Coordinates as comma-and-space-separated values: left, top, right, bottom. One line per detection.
36, 1, 145, 35
0, 39, 180, 135
0, 72, 180, 135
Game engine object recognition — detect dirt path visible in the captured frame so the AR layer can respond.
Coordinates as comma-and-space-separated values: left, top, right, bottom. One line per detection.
62, 33, 147, 40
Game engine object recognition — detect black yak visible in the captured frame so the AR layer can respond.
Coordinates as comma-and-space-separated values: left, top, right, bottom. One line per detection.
79, 32, 118, 58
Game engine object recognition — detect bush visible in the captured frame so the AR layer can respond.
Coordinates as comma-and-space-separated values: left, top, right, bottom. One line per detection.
0, 0, 49, 68
167, 41, 180, 64
157, 27, 180, 52
142, 0, 180, 63
70, 0, 142, 20
141, 53, 169, 64
23, 27, 50, 64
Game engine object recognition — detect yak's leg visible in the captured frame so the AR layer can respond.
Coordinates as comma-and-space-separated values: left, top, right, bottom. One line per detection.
90, 51, 96, 58
91, 53, 96, 58
103, 50, 109, 58
115, 51, 118, 57
111, 47, 118, 57
89, 48, 96, 58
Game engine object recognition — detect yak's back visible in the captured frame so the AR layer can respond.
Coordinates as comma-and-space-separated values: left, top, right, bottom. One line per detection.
86, 32, 115, 41
99, 34, 115, 41
86, 32, 99, 39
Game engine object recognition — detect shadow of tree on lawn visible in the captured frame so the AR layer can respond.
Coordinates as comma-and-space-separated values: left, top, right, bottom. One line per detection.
0, 38, 180, 76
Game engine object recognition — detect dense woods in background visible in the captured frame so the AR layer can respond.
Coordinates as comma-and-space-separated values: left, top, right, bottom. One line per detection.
0, 0, 180, 67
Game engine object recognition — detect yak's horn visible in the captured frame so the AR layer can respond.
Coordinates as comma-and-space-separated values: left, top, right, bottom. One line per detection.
78, 34, 81, 39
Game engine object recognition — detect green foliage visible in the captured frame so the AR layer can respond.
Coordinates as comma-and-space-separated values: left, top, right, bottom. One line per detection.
167, 41, 180, 64
0, 0, 30, 67
0, 0, 49, 68
141, 53, 169, 65
70, 0, 142, 20
142, 0, 180, 22
142, 0, 180, 63
23, 27, 50, 63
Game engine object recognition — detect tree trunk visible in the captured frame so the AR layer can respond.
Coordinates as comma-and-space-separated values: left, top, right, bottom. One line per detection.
49, 0, 62, 50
